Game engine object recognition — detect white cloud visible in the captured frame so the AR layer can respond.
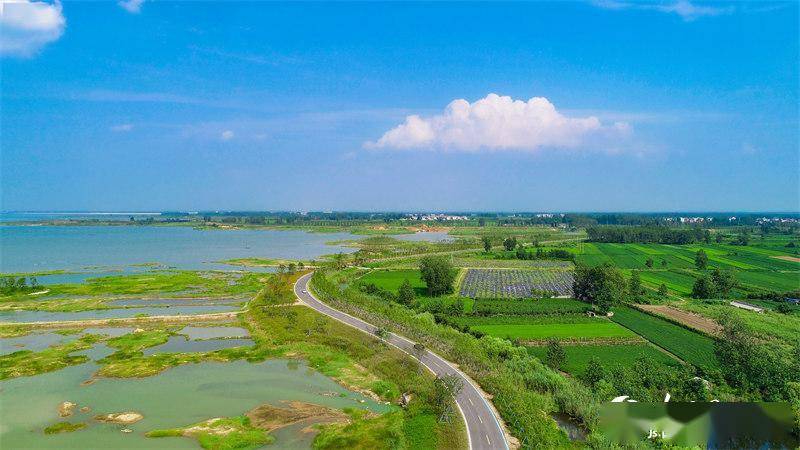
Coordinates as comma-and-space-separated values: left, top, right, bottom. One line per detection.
220, 130, 235, 141
118, 0, 144, 14
110, 123, 134, 132
593, 0, 733, 21
366, 93, 631, 153
0, 0, 66, 57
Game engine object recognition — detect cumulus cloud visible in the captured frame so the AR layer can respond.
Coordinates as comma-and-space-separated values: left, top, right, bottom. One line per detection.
118, 0, 144, 14
0, 0, 66, 57
110, 123, 134, 132
366, 93, 631, 153
220, 130, 235, 141
593, 0, 732, 21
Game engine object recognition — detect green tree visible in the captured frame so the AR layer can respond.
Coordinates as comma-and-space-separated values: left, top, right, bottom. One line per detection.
658, 283, 669, 297
419, 256, 456, 296
645, 258, 654, 268
691, 275, 716, 299
583, 357, 605, 387
431, 374, 464, 423
545, 338, 566, 370
695, 249, 709, 270
503, 237, 518, 251
710, 268, 736, 297
573, 263, 627, 313
481, 236, 492, 253
629, 270, 643, 298
660, 259, 668, 268
397, 279, 416, 306
715, 233, 724, 243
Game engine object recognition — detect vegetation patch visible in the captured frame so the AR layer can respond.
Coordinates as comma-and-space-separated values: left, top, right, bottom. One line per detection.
459, 268, 574, 298
43, 421, 87, 434
313, 408, 405, 450
471, 321, 638, 342
147, 416, 273, 450
472, 297, 590, 315
0, 334, 102, 379
610, 306, 718, 370
527, 343, 680, 377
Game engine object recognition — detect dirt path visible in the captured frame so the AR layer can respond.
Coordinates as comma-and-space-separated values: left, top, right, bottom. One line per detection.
635, 304, 721, 335
771, 255, 800, 263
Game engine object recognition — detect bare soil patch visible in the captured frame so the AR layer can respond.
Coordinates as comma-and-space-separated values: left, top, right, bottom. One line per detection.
771, 255, 800, 263
636, 304, 722, 335
246, 401, 349, 432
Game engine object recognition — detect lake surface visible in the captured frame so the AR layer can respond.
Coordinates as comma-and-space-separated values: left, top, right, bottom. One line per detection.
0, 225, 359, 276
0, 357, 390, 449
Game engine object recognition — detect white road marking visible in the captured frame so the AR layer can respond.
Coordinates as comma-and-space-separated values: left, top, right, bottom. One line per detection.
486, 435, 491, 445
478, 416, 483, 424
469, 398, 474, 406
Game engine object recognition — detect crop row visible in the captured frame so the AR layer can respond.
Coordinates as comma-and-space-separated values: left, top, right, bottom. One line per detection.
473, 298, 589, 316
459, 269, 574, 298
610, 306, 718, 370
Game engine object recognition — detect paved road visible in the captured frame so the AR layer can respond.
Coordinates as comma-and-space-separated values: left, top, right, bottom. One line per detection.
294, 272, 508, 450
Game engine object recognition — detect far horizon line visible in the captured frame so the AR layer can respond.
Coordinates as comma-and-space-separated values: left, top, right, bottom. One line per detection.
4, 210, 800, 216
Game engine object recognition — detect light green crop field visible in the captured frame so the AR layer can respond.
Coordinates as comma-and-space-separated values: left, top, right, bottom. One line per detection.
526, 343, 680, 376
359, 269, 426, 292
611, 306, 718, 370
471, 321, 637, 341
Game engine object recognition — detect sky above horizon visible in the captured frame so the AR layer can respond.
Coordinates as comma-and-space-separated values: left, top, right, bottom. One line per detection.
1, 1, 798, 212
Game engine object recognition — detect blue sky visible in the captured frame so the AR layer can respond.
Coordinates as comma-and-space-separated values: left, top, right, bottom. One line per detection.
1, 1, 798, 212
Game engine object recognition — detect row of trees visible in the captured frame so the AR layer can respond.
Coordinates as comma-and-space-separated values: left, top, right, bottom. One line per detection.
586, 226, 708, 244
0, 276, 40, 296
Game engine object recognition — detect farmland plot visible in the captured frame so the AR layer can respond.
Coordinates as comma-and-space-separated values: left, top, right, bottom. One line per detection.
459, 268, 574, 298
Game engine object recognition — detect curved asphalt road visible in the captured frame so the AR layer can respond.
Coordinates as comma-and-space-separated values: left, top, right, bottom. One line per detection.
294, 272, 508, 450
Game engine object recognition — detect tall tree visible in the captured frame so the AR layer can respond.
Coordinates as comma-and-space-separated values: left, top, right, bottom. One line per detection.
481, 236, 492, 253
691, 275, 716, 299
397, 279, 416, 306
419, 256, 456, 296
629, 270, 643, 298
573, 263, 627, 313
503, 237, 518, 251
545, 338, 566, 370
711, 268, 736, 297
431, 374, 463, 423
695, 249, 709, 270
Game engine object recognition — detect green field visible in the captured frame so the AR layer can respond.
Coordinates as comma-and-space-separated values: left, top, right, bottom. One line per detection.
473, 298, 590, 315
471, 321, 637, 342
610, 306, 718, 370
526, 343, 681, 376
549, 242, 799, 296
359, 269, 426, 293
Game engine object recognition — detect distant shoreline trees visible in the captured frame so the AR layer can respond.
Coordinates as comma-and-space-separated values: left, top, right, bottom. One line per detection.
586, 226, 706, 244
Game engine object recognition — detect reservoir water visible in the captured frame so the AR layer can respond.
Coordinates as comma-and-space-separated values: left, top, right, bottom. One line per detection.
0, 355, 391, 449
0, 225, 359, 280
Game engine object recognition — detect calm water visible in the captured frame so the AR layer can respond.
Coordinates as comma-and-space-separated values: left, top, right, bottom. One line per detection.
0, 225, 358, 275
142, 336, 254, 355
0, 357, 390, 449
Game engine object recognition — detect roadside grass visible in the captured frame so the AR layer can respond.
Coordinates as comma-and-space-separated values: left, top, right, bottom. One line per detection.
526, 343, 681, 377
314, 409, 405, 450
610, 306, 718, 371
